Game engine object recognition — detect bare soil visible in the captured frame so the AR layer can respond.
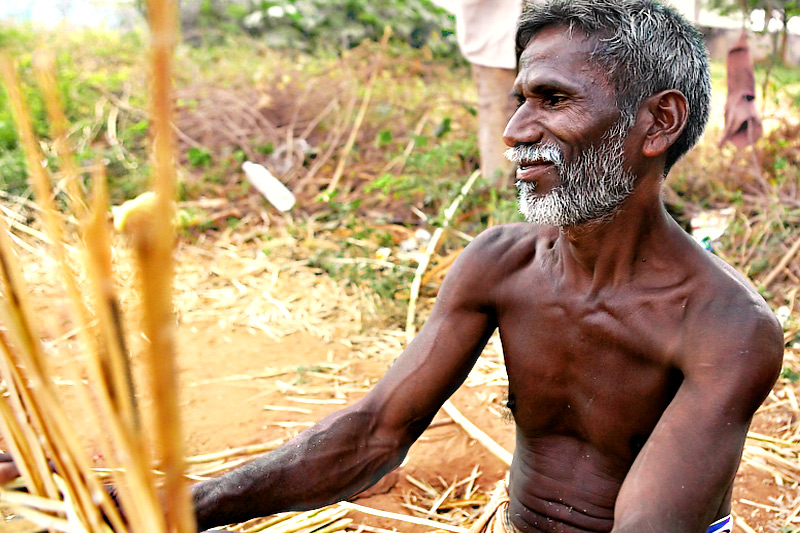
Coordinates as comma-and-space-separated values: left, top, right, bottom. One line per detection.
1, 242, 796, 533
172, 322, 794, 532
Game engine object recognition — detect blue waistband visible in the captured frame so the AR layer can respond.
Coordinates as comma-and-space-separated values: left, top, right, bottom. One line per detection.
706, 515, 733, 533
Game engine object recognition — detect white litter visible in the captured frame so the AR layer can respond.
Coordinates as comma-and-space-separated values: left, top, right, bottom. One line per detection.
242, 161, 296, 212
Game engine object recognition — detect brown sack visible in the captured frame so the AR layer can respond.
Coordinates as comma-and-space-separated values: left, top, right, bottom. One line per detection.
720, 31, 763, 148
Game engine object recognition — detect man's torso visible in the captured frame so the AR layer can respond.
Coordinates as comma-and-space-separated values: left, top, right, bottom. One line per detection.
475, 223, 746, 531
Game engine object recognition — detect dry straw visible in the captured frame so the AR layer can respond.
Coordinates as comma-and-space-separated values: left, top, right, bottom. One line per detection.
0, 0, 190, 531
0, 8, 492, 533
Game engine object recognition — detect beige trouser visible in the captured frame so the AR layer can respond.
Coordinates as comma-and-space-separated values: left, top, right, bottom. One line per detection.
468, 481, 734, 533
468, 481, 517, 533
472, 65, 517, 188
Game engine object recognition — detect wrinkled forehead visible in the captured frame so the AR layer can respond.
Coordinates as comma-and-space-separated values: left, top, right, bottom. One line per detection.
519, 25, 597, 69
517, 25, 615, 95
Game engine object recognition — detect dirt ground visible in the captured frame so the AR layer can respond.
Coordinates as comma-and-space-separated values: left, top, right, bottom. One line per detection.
1, 235, 798, 533
173, 323, 513, 533
168, 323, 795, 533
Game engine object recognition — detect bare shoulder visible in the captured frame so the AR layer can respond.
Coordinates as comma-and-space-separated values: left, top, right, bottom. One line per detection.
680, 249, 784, 410
437, 222, 555, 307
459, 222, 557, 270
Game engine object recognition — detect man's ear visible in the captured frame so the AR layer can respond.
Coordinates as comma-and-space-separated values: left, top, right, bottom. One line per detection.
640, 90, 688, 158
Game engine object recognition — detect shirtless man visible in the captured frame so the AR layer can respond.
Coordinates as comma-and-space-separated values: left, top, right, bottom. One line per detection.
190, 2, 784, 531
1, 1, 785, 531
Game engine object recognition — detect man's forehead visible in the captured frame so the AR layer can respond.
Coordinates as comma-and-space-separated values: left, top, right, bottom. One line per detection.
518, 26, 600, 70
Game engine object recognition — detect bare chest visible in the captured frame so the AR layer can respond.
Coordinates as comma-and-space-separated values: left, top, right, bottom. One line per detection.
495, 277, 688, 461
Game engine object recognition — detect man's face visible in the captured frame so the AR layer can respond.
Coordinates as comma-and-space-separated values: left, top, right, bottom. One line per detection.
503, 26, 637, 227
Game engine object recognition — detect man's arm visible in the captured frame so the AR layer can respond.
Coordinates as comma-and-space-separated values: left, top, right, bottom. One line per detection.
193, 232, 502, 530
612, 300, 783, 532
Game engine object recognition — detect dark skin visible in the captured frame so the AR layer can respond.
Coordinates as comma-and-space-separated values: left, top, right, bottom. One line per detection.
1, 27, 785, 533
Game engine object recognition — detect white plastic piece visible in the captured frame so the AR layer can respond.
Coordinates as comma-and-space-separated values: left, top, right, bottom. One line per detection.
690, 207, 734, 251
242, 161, 296, 212
775, 306, 791, 328
414, 228, 432, 243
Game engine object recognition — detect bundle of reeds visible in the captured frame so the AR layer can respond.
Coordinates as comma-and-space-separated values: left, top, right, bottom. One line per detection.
0, 0, 194, 531
0, 4, 373, 532
0, 2, 503, 532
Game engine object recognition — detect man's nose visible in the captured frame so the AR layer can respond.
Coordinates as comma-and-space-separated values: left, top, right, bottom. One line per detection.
502, 105, 543, 147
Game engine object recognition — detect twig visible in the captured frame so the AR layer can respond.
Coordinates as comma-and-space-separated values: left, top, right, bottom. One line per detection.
441, 400, 512, 466
300, 96, 338, 140
761, 237, 800, 289
380, 108, 431, 175
296, 96, 352, 193
406, 170, 481, 341
338, 501, 469, 533
323, 27, 392, 198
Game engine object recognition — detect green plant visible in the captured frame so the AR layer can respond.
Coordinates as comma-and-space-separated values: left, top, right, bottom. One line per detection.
236, 0, 458, 57
188, 146, 213, 167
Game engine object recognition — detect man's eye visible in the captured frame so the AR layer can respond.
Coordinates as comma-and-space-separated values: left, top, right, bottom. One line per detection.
543, 93, 567, 107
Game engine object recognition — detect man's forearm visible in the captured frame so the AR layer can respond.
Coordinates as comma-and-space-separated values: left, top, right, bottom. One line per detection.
192, 406, 406, 531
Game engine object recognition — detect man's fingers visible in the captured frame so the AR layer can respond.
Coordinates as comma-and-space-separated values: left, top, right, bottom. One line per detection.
0, 461, 21, 485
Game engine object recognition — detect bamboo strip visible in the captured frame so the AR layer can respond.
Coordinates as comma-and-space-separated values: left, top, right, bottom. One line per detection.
733, 514, 758, 533
234, 511, 300, 532
785, 503, 800, 527
85, 179, 139, 427
33, 49, 87, 217
746, 431, 800, 449
0, 58, 109, 532
80, 177, 164, 533
0, 1, 193, 531
2, 52, 149, 533
309, 517, 353, 533
185, 440, 285, 465
2, 502, 77, 532
338, 501, 469, 533
0, 486, 67, 513
141, 1, 195, 531
0, 368, 51, 498
0, 213, 107, 530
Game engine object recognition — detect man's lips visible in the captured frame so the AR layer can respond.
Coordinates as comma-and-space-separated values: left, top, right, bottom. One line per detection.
516, 161, 556, 182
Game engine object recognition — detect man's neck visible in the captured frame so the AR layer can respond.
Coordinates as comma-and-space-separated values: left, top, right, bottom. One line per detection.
555, 181, 679, 292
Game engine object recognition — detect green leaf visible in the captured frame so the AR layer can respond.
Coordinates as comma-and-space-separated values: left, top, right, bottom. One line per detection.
434, 116, 451, 138
780, 367, 800, 383
377, 129, 393, 146
257, 142, 275, 155
187, 147, 212, 167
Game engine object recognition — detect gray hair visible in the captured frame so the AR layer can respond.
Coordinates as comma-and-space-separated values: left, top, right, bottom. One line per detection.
516, 0, 711, 172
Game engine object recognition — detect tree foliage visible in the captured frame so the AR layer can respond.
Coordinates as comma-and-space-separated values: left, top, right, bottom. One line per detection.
705, 0, 800, 61
180, 0, 458, 56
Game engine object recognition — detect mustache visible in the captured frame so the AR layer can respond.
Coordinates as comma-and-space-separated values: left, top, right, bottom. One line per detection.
504, 143, 564, 167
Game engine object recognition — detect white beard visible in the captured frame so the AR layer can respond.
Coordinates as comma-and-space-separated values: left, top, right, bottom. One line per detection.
511, 120, 636, 227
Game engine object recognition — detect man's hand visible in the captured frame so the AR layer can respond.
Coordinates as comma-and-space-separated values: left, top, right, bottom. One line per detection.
0, 452, 21, 486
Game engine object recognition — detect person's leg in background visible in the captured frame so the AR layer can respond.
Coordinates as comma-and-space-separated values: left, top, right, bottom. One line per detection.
453, 0, 523, 188
472, 64, 516, 188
